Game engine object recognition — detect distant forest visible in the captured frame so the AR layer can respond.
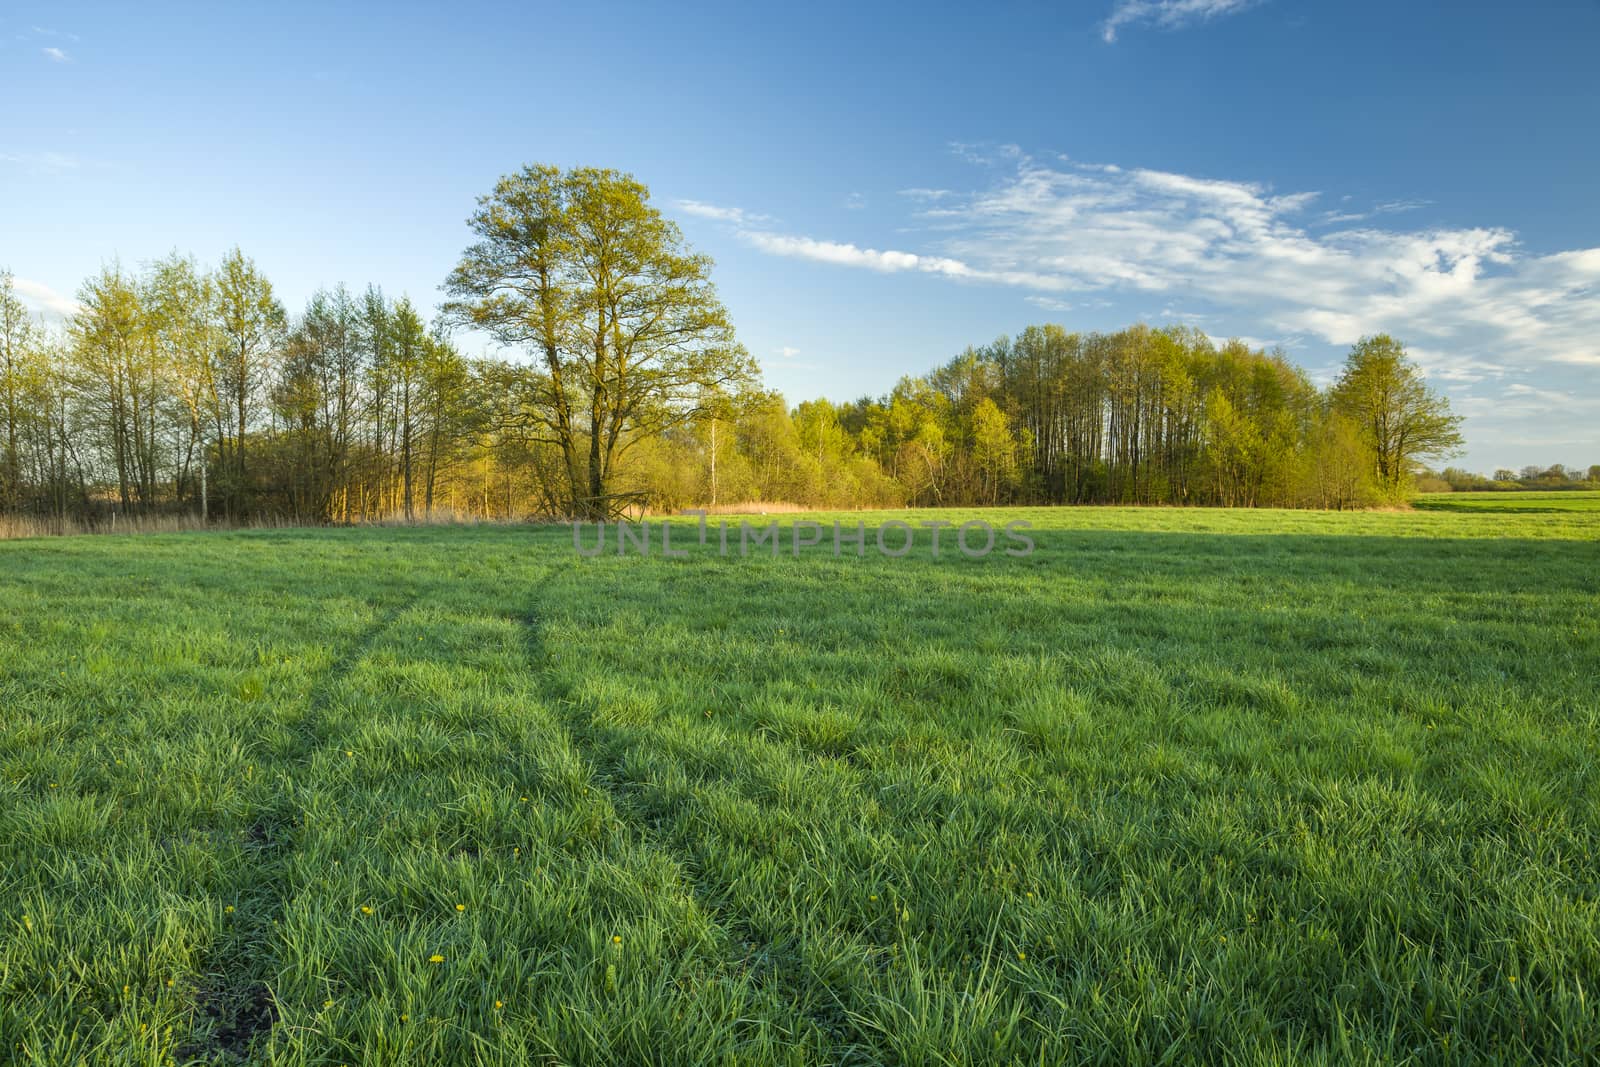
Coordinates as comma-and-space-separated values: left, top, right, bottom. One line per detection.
0, 166, 1583, 527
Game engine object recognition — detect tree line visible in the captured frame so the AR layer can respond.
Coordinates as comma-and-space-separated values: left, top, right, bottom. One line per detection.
739, 326, 1466, 512
0, 163, 1508, 527
1423, 463, 1600, 493
1, 256, 487, 524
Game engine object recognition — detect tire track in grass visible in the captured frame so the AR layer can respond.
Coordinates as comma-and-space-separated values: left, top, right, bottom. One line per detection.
180, 584, 430, 1063
516, 580, 850, 1055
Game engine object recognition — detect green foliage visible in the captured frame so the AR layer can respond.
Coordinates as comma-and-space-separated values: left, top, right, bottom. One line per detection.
2, 507, 1599, 1062
0, 245, 1577, 523
444, 165, 756, 518
1331, 335, 1464, 499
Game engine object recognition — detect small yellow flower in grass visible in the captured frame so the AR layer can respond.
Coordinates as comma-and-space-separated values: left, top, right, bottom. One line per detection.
1016, 951, 1026, 961
494, 1000, 503, 1010
868, 894, 878, 902
612, 935, 622, 945
361, 906, 373, 915
400, 1013, 409, 1022
455, 904, 466, 912
520, 796, 528, 802
429, 954, 445, 964
1508, 975, 1518, 984
345, 750, 354, 758
224, 905, 235, 913
166, 979, 174, 988
122, 985, 130, 995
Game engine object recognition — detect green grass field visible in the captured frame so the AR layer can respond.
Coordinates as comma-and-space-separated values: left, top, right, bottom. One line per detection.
3, 504, 1598, 1065
1414, 489, 1600, 513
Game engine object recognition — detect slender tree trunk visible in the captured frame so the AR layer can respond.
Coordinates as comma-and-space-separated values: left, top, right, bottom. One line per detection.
199, 430, 208, 522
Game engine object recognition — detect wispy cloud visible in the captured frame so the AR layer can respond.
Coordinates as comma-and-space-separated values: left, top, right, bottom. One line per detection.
11, 277, 82, 321
675, 199, 771, 226
1101, 0, 1265, 43
699, 149, 1600, 386
42, 46, 70, 62
844, 192, 867, 210
1318, 198, 1431, 227
947, 141, 1023, 167
778, 345, 802, 359
739, 230, 1069, 292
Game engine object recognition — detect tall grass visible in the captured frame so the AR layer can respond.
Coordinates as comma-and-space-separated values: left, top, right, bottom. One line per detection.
1, 506, 1597, 1063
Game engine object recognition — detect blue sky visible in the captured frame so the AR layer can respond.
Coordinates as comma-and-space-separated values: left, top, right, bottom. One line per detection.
3, 0, 1597, 472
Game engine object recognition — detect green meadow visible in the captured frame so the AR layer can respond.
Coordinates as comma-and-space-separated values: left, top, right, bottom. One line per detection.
2, 502, 1598, 1065
1414, 490, 1600, 514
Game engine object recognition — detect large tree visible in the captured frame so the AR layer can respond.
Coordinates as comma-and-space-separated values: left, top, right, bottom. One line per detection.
1330, 335, 1463, 498
445, 164, 755, 518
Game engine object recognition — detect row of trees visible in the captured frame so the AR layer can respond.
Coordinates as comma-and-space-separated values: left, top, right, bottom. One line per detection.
0, 279, 1473, 522
1, 164, 1482, 524
0, 258, 487, 523
676, 327, 1465, 511
1424, 463, 1600, 493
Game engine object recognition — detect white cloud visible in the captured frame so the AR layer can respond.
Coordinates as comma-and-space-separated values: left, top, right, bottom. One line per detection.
844, 192, 867, 210
11, 277, 82, 321
714, 152, 1600, 386
778, 346, 801, 359
675, 199, 770, 226
42, 46, 69, 62
740, 230, 1070, 291
947, 141, 1023, 166
1102, 0, 1265, 43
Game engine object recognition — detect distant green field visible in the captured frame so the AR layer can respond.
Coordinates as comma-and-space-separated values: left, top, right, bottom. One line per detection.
1414, 489, 1600, 513
2, 507, 1598, 1065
